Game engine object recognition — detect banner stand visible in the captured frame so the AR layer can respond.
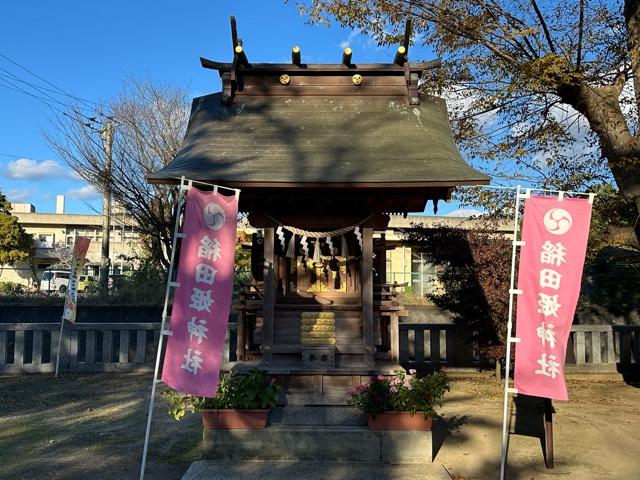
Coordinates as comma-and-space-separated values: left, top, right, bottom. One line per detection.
54, 316, 66, 378
139, 176, 189, 480
139, 177, 241, 480
499, 184, 525, 480
498, 186, 594, 480
54, 235, 91, 378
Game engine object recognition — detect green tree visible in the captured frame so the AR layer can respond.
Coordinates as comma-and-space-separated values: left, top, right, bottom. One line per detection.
298, 0, 640, 239
0, 192, 33, 268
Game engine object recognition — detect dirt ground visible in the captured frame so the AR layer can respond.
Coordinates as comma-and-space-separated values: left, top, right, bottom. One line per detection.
0, 372, 638, 480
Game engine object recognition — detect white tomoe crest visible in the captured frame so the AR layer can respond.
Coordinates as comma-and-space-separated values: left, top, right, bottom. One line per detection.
203, 202, 226, 230
543, 208, 572, 235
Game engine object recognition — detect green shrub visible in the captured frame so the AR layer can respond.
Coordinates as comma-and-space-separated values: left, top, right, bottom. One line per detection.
163, 369, 280, 421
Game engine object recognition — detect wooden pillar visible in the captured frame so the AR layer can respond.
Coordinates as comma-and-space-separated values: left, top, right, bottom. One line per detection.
389, 312, 399, 363
544, 398, 554, 468
262, 228, 276, 365
378, 233, 387, 284
362, 227, 375, 366
236, 312, 246, 361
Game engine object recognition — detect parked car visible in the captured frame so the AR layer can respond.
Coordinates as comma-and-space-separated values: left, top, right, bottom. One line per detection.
40, 270, 70, 293
78, 275, 98, 293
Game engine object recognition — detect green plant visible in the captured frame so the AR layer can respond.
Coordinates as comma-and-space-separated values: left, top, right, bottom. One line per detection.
0, 282, 26, 295
347, 369, 449, 419
163, 369, 280, 421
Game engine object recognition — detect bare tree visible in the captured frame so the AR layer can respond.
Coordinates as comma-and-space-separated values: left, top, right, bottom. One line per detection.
45, 79, 190, 268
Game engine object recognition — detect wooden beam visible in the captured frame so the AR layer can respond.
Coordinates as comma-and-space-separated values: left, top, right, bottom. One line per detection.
291, 46, 301, 65
362, 227, 374, 366
342, 47, 352, 66
199, 59, 441, 73
262, 228, 276, 365
403, 19, 412, 54
234, 45, 249, 66
230, 16, 238, 49
394, 46, 407, 65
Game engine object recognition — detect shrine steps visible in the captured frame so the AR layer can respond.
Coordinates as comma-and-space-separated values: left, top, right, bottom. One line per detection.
182, 460, 450, 480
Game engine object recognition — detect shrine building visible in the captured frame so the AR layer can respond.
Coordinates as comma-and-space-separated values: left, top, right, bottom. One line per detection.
148, 24, 489, 403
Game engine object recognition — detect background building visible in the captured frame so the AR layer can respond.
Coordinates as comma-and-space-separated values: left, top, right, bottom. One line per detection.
2, 195, 139, 286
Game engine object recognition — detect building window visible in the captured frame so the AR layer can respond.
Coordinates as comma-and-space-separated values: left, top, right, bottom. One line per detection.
35, 234, 54, 248
410, 252, 441, 297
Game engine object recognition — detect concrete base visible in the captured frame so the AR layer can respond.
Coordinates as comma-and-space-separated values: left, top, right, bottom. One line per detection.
182, 460, 450, 480
202, 425, 433, 463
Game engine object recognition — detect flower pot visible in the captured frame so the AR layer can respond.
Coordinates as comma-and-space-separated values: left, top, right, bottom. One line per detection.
367, 411, 433, 430
201, 409, 270, 429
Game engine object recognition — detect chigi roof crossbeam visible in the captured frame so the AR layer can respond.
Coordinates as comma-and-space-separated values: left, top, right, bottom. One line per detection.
200, 17, 441, 106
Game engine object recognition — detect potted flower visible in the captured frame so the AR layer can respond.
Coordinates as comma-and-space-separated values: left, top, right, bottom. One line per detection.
163, 369, 280, 429
347, 369, 449, 430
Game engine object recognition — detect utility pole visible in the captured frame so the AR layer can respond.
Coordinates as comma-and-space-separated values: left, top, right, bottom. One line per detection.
99, 120, 114, 294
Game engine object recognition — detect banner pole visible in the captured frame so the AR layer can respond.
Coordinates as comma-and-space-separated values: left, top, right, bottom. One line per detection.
139, 177, 188, 480
499, 184, 524, 480
54, 316, 65, 378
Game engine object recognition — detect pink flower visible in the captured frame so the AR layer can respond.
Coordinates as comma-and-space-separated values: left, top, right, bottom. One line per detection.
356, 383, 366, 392
376, 375, 385, 381
389, 385, 398, 394
403, 380, 412, 390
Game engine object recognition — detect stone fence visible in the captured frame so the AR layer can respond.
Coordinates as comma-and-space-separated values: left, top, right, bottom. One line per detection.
398, 323, 639, 373
0, 321, 637, 374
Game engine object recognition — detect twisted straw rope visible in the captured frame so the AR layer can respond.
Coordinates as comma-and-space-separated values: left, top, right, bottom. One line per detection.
265, 214, 373, 238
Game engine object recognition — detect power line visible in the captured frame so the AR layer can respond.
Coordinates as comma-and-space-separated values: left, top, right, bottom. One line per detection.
0, 152, 23, 158
0, 52, 102, 110
0, 52, 118, 124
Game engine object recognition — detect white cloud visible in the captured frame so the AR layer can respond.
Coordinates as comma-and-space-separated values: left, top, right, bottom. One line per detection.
5, 158, 72, 180
444, 208, 483, 218
5, 188, 35, 203
66, 185, 100, 200
339, 30, 360, 50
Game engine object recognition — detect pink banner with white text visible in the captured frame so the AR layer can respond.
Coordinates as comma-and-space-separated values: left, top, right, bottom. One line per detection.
161, 187, 239, 397
514, 196, 592, 400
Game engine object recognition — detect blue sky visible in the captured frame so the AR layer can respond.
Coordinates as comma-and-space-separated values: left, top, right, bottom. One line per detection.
0, 1, 467, 216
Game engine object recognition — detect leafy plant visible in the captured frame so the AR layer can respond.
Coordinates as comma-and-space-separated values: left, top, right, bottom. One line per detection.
347, 369, 449, 418
163, 369, 280, 421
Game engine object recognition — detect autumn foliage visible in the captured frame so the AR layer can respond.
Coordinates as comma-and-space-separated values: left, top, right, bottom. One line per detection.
405, 224, 511, 355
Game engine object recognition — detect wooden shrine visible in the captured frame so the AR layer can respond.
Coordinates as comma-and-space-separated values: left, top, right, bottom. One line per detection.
148, 19, 489, 401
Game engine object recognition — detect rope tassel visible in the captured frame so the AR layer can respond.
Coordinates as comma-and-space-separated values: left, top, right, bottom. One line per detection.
341, 234, 349, 258
312, 238, 322, 263
285, 234, 297, 259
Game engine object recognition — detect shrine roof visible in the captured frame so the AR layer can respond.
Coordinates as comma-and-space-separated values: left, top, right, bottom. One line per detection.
148, 92, 489, 187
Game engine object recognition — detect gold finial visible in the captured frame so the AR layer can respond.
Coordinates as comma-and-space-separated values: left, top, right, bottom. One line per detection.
352, 74, 363, 86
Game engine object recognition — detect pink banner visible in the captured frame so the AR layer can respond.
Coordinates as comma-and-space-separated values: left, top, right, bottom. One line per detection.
514, 196, 592, 400
63, 236, 91, 323
161, 187, 239, 397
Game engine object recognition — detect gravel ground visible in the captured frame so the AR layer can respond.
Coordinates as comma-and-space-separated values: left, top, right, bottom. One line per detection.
0, 372, 638, 480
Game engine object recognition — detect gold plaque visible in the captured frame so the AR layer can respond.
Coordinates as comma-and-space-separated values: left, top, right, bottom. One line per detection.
279, 74, 290, 85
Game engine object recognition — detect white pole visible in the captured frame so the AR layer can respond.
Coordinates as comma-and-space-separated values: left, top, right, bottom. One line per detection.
499, 185, 524, 480
54, 316, 65, 378
139, 177, 188, 480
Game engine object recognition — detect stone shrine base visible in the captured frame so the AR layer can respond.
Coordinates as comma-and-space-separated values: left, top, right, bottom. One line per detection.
180, 406, 446, 480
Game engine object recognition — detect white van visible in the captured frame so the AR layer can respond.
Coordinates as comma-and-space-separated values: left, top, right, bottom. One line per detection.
40, 270, 71, 293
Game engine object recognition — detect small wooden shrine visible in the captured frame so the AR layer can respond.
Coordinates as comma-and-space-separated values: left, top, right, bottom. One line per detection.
148, 19, 489, 402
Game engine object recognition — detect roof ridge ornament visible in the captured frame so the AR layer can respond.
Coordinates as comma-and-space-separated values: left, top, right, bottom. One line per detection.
205, 16, 437, 106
